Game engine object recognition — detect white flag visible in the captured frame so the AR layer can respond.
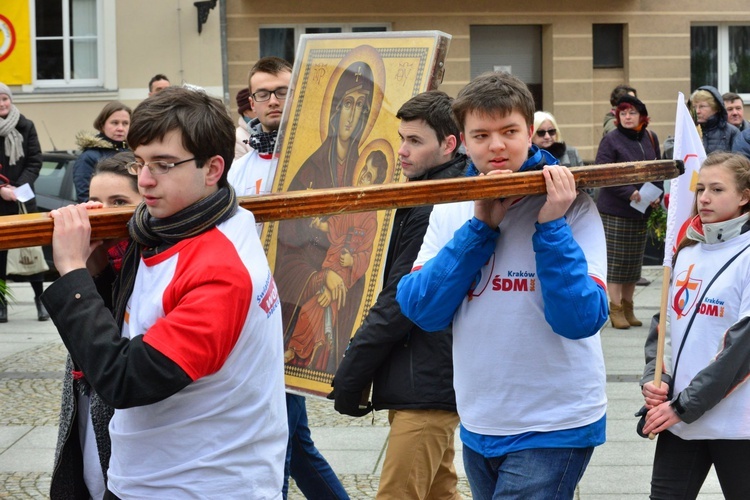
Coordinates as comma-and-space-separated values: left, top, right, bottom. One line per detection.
663, 92, 706, 267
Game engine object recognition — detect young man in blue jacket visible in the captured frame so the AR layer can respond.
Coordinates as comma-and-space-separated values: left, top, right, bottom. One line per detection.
333, 90, 466, 499
396, 72, 609, 499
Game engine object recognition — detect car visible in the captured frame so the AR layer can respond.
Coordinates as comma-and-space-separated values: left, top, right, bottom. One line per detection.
34, 151, 79, 279
35, 151, 78, 212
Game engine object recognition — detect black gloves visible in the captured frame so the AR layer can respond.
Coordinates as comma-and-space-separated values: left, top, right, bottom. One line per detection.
328, 384, 373, 417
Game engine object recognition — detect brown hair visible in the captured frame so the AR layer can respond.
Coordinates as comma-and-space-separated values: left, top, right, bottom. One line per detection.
672, 152, 750, 265
93, 101, 132, 133
451, 72, 535, 132
127, 87, 235, 188
397, 90, 460, 153
94, 151, 138, 193
248, 57, 292, 91
609, 84, 637, 107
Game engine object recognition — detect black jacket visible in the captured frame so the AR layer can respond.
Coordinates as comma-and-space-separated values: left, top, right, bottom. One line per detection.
0, 113, 42, 215
333, 154, 467, 414
696, 85, 739, 154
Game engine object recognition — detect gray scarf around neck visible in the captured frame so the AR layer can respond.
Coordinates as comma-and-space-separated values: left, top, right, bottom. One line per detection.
0, 105, 24, 166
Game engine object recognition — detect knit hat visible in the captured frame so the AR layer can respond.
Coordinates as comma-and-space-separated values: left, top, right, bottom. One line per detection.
616, 94, 648, 117
0, 83, 12, 101
236, 88, 251, 115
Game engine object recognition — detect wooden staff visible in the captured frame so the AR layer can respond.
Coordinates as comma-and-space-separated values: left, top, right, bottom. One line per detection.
0, 159, 682, 250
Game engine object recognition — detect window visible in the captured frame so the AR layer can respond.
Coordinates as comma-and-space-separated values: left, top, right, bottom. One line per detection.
691, 24, 750, 98
260, 24, 391, 62
593, 24, 624, 69
33, 0, 105, 87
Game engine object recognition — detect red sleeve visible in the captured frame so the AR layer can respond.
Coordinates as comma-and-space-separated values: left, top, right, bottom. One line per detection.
143, 235, 253, 381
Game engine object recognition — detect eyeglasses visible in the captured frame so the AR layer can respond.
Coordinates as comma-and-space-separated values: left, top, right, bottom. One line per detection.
536, 128, 557, 137
251, 87, 289, 102
126, 157, 197, 175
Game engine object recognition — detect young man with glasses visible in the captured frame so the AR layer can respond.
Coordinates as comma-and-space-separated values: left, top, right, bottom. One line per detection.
228, 56, 292, 197
41, 86, 288, 498
228, 57, 349, 499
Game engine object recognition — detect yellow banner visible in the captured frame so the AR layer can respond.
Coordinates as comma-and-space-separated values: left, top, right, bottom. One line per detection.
0, 0, 32, 85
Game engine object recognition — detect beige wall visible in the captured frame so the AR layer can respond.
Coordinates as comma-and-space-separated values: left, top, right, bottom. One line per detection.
226, 0, 750, 162
17, 0, 224, 152
11, 0, 750, 157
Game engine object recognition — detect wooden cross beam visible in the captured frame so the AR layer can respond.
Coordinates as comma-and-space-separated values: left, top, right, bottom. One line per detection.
0, 159, 682, 250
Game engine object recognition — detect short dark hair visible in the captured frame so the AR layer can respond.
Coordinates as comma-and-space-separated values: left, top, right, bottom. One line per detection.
610, 84, 637, 107
94, 151, 138, 194
366, 150, 388, 184
93, 101, 132, 132
396, 90, 460, 155
248, 57, 292, 91
127, 87, 235, 188
723, 91, 742, 103
148, 74, 169, 92
452, 72, 535, 132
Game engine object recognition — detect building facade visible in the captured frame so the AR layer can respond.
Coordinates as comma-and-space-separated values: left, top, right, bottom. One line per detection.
2, 0, 749, 162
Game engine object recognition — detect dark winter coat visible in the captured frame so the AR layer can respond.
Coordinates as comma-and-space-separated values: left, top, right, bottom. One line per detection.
0, 114, 41, 215
50, 268, 117, 499
733, 127, 750, 161
73, 132, 128, 202
333, 155, 467, 413
695, 85, 740, 155
595, 124, 661, 220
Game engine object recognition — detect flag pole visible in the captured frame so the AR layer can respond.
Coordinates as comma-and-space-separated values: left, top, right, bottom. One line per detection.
648, 92, 706, 439
649, 266, 671, 440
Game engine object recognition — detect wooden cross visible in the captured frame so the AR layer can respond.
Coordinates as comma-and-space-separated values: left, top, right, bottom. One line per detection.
0, 159, 682, 250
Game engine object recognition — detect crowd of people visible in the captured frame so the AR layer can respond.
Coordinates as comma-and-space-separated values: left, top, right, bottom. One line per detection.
0, 61, 749, 499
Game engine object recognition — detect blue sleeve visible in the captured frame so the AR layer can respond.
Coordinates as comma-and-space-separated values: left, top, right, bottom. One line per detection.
396, 217, 498, 332
73, 151, 97, 202
533, 217, 608, 339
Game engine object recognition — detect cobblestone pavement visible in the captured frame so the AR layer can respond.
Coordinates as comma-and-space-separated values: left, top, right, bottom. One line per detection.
0, 331, 468, 498
0, 268, 724, 499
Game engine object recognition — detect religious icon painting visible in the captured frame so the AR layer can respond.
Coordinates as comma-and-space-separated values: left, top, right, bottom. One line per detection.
262, 31, 451, 396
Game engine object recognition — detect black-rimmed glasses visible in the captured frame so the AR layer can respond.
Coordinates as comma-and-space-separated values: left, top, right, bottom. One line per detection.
251, 87, 289, 102
126, 157, 197, 175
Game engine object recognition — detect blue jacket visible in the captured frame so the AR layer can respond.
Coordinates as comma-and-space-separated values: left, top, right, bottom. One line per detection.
396, 147, 608, 340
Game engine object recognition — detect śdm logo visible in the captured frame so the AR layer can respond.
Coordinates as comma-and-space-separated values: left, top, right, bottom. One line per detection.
673, 264, 702, 319
0, 15, 17, 63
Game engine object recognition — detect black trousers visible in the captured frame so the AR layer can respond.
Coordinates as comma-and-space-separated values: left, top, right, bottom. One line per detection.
651, 430, 750, 499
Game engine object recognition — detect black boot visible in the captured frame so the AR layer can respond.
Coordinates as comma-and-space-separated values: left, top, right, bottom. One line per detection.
35, 297, 49, 322
0, 302, 6, 323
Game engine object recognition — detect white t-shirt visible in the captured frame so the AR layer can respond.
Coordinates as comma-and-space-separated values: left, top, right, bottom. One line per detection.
668, 231, 750, 440
107, 209, 287, 499
413, 194, 608, 436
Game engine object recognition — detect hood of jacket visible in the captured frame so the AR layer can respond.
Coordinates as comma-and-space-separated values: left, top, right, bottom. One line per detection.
697, 85, 729, 125
75, 131, 127, 152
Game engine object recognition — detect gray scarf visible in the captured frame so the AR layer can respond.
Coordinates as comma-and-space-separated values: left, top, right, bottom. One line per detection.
0, 105, 24, 166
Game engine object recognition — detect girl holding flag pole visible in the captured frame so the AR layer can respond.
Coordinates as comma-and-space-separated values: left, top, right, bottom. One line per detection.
641, 152, 750, 499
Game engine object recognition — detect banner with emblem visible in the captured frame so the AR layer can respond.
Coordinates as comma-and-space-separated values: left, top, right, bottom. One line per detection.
0, 0, 32, 84
664, 92, 707, 267
262, 31, 451, 397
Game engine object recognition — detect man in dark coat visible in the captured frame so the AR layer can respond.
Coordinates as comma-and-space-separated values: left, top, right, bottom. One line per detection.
333, 90, 466, 499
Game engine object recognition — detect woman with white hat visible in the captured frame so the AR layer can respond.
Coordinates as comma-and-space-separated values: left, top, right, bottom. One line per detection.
0, 82, 49, 322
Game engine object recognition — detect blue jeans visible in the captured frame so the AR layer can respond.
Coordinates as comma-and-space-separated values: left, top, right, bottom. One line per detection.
462, 444, 594, 500
284, 393, 349, 499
